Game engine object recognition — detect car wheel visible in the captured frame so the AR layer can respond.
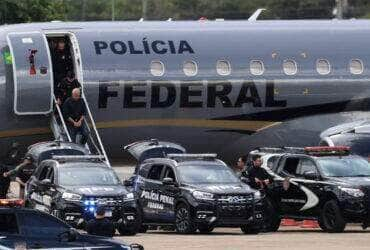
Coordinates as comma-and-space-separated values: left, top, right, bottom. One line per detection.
118, 224, 137, 236
175, 203, 196, 234
264, 198, 281, 232
240, 225, 260, 235
198, 224, 214, 234
320, 200, 346, 233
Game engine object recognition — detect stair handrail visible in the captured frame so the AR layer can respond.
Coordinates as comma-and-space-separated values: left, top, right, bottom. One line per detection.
81, 93, 111, 168
53, 95, 72, 142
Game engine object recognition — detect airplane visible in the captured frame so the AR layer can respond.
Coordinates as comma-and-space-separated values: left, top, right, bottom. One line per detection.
0, 19, 370, 164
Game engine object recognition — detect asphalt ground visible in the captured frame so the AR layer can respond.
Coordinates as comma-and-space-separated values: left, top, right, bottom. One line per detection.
7, 164, 370, 250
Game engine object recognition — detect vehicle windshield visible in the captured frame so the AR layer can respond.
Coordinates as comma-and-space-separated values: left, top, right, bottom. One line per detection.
317, 156, 370, 177
177, 164, 239, 184
59, 166, 120, 186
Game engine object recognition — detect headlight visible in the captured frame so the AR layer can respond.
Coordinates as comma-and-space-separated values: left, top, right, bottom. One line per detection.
340, 187, 364, 198
192, 190, 214, 201
123, 192, 135, 201
253, 191, 262, 200
62, 192, 82, 202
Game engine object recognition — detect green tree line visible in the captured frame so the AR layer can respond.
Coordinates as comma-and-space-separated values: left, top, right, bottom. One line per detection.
1, 0, 370, 24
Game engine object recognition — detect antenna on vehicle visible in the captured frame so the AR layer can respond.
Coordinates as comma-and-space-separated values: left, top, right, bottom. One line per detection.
248, 8, 266, 21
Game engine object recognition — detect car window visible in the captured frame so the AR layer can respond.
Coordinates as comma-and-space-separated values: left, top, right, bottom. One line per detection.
282, 158, 300, 176
0, 213, 19, 235
298, 159, 318, 176
38, 165, 50, 181
46, 167, 55, 183
18, 212, 69, 237
147, 165, 164, 181
162, 166, 176, 181
267, 156, 279, 169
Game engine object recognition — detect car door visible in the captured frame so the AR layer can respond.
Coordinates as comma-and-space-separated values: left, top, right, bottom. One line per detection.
274, 156, 308, 214
0, 211, 24, 248
139, 164, 165, 223
29, 163, 53, 212
157, 166, 179, 223
295, 158, 322, 216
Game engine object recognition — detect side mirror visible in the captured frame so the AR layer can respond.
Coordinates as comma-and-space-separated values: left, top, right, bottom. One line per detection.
130, 243, 144, 250
162, 177, 174, 186
123, 179, 133, 187
40, 179, 52, 186
303, 171, 318, 180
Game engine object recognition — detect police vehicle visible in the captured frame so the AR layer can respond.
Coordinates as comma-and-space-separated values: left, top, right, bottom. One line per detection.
0, 207, 143, 249
125, 140, 264, 234
23, 141, 139, 235
263, 146, 370, 233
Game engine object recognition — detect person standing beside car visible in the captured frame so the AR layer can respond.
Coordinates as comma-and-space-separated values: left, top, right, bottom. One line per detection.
3, 155, 36, 199
248, 155, 273, 190
86, 207, 115, 237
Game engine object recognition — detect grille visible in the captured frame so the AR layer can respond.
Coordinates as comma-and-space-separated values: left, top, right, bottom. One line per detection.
217, 194, 253, 218
84, 197, 123, 206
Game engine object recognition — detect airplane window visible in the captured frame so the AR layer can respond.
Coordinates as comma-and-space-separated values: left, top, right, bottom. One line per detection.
183, 61, 198, 76
150, 60, 165, 77
316, 59, 331, 75
250, 60, 265, 76
349, 59, 364, 75
216, 60, 231, 76
283, 59, 298, 75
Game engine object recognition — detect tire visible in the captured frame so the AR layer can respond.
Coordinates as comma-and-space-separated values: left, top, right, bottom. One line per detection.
175, 203, 196, 234
198, 225, 214, 234
320, 200, 346, 233
118, 224, 138, 236
264, 198, 281, 232
240, 225, 260, 235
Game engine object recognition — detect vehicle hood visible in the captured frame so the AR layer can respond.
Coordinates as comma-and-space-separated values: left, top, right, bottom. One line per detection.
182, 182, 256, 194
326, 176, 370, 188
65, 185, 128, 196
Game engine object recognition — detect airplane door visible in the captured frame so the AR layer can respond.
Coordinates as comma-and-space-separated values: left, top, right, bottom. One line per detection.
6, 32, 53, 115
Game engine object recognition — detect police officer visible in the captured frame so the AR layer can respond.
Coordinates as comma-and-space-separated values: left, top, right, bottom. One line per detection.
248, 155, 273, 190
3, 155, 36, 199
0, 164, 10, 199
233, 156, 249, 178
52, 38, 73, 88
56, 71, 81, 105
86, 207, 115, 237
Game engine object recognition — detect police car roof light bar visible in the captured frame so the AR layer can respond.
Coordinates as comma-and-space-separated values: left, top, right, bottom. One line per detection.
304, 146, 350, 156
255, 147, 304, 154
167, 153, 217, 160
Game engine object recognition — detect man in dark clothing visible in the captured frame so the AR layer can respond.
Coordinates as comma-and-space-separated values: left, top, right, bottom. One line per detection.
56, 71, 80, 105
248, 155, 273, 190
233, 156, 249, 179
3, 155, 36, 199
86, 207, 115, 237
62, 88, 88, 144
0, 165, 10, 199
52, 39, 73, 87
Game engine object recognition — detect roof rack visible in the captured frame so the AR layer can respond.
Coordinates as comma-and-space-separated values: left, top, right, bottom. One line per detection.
167, 153, 217, 161
52, 155, 106, 163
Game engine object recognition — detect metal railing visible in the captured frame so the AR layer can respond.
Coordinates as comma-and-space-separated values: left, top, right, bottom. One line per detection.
51, 95, 72, 142
81, 93, 111, 168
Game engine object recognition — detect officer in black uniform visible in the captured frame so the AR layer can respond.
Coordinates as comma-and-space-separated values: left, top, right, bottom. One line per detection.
0, 164, 10, 199
248, 155, 273, 190
3, 155, 36, 199
86, 207, 115, 237
52, 38, 73, 89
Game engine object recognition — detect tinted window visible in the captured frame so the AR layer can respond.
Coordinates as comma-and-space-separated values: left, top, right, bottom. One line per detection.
38, 165, 51, 181
318, 157, 370, 177
282, 158, 300, 176
163, 167, 176, 180
177, 164, 239, 184
298, 159, 318, 176
0, 213, 19, 234
58, 167, 120, 186
19, 212, 68, 237
147, 165, 164, 180
266, 156, 279, 169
